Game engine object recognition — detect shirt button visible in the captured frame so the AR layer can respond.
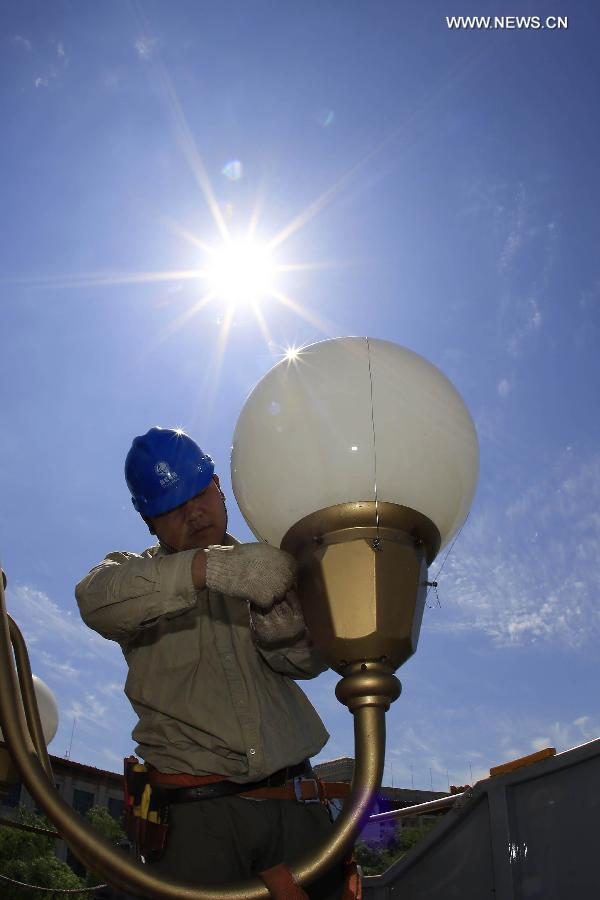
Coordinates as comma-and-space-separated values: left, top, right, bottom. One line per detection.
224, 655, 232, 663
249, 748, 256, 755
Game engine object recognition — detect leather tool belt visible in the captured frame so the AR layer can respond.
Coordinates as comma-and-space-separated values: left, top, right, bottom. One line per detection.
148, 759, 351, 805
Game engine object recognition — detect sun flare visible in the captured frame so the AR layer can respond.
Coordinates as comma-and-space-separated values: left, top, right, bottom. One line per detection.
205, 239, 276, 308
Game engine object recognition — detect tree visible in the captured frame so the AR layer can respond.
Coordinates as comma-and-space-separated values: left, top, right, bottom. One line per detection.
355, 818, 441, 876
0, 805, 86, 899
84, 805, 126, 847
83, 805, 128, 889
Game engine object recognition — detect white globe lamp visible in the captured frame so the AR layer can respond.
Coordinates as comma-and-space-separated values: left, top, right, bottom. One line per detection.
232, 336, 478, 679
0, 674, 59, 746
31, 676, 59, 745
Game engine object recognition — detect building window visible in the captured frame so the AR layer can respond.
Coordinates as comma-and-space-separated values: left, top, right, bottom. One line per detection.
2, 780, 22, 808
108, 797, 124, 820
72, 788, 94, 816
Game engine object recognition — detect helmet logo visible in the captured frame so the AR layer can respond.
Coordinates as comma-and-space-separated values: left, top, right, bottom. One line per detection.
155, 461, 179, 488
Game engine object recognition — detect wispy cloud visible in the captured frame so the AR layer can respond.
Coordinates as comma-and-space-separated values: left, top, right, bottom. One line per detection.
102, 748, 126, 770
501, 712, 600, 759
381, 704, 600, 791
461, 178, 557, 370
497, 377, 512, 399
38, 651, 80, 680
499, 184, 527, 271
7, 583, 124, 689
13, 34, 32, 52
99, 681, 125, 698
501, 206, 556, 360
9, 584, 111, 652
25, 38, 69, 90
65, 693, 109, 730
426, 451, 600, 648
507, 296, 543, 357
134, 36, 157, 60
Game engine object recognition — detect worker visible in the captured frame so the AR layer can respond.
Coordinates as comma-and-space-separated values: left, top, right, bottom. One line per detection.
76, 427, 348, 898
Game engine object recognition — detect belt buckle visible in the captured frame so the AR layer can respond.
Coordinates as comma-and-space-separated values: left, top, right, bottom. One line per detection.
293, 776, 321, 804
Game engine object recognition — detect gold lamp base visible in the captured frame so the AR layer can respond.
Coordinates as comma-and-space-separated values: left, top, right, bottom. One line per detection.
281, 501, 440, 674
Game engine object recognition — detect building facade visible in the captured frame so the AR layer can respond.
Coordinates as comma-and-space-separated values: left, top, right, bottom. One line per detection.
0, 742, 124, 873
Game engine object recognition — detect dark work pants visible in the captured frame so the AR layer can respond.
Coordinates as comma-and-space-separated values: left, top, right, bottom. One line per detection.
149, 795, 345, 898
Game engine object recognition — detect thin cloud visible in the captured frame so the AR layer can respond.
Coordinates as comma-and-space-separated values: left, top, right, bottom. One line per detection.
99, 681, 124, 695
38, 652, 80, 681
13, 35, 32, 52
64, 693, 109, 730
134, 36, 157, 60
102, 748, 126, 770
530, 715, 600, 754
497, 378, 512, 398
426, 451, 600, 648
7, 583, 122, 667
507, 296, 543, 357
499, 184, 527, 271
384, 705, 600, 791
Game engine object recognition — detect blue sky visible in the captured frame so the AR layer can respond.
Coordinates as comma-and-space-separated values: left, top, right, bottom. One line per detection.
1, 0, 599, 792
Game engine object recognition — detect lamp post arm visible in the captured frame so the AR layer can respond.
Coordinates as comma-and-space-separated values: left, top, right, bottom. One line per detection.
293, 703, 385, 882
7, 614, 53, 780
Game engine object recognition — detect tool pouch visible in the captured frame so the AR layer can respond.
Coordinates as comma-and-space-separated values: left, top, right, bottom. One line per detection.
342, 854, 362, 900
124, 756, 169, 859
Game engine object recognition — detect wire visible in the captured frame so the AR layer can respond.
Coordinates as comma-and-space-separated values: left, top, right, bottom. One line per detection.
0, 872, 106, 893
0, 815, 61, 839
366, 337, 381, 549
426, 515, 469, 602
0, 820, 107, 893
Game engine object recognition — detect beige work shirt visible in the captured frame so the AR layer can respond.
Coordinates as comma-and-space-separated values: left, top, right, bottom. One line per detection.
75, 540, 329, 782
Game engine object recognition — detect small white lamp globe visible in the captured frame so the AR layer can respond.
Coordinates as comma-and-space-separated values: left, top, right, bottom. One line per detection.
0, 675, 59, 746
32, 675, 59, 745
232, 337, 479, 553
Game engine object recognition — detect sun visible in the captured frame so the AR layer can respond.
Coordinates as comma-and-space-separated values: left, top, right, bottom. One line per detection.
205, 239, 276, 308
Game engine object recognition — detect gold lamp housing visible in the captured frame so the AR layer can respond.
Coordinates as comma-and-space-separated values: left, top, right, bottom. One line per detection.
281, 500, 440, 678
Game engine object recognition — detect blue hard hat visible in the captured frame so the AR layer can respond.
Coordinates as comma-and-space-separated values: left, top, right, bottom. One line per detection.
125, 427, 215, 517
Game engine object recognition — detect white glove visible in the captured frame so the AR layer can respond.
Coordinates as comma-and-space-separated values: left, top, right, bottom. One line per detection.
250, 590, 307, 646
205, 543, 297, 609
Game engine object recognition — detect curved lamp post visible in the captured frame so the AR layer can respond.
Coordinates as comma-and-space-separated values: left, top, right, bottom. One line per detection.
0, 336, 478, 897
0, 632, 58, 785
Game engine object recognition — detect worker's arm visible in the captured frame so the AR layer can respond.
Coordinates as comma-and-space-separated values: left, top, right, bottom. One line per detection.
76, 543, 296, 643
250, 592, 329, 679
76, 549, 200, 642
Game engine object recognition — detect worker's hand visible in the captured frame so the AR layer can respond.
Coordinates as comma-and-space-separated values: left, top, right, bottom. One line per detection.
250, 590, 307, 646
205, 543, 297, 608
